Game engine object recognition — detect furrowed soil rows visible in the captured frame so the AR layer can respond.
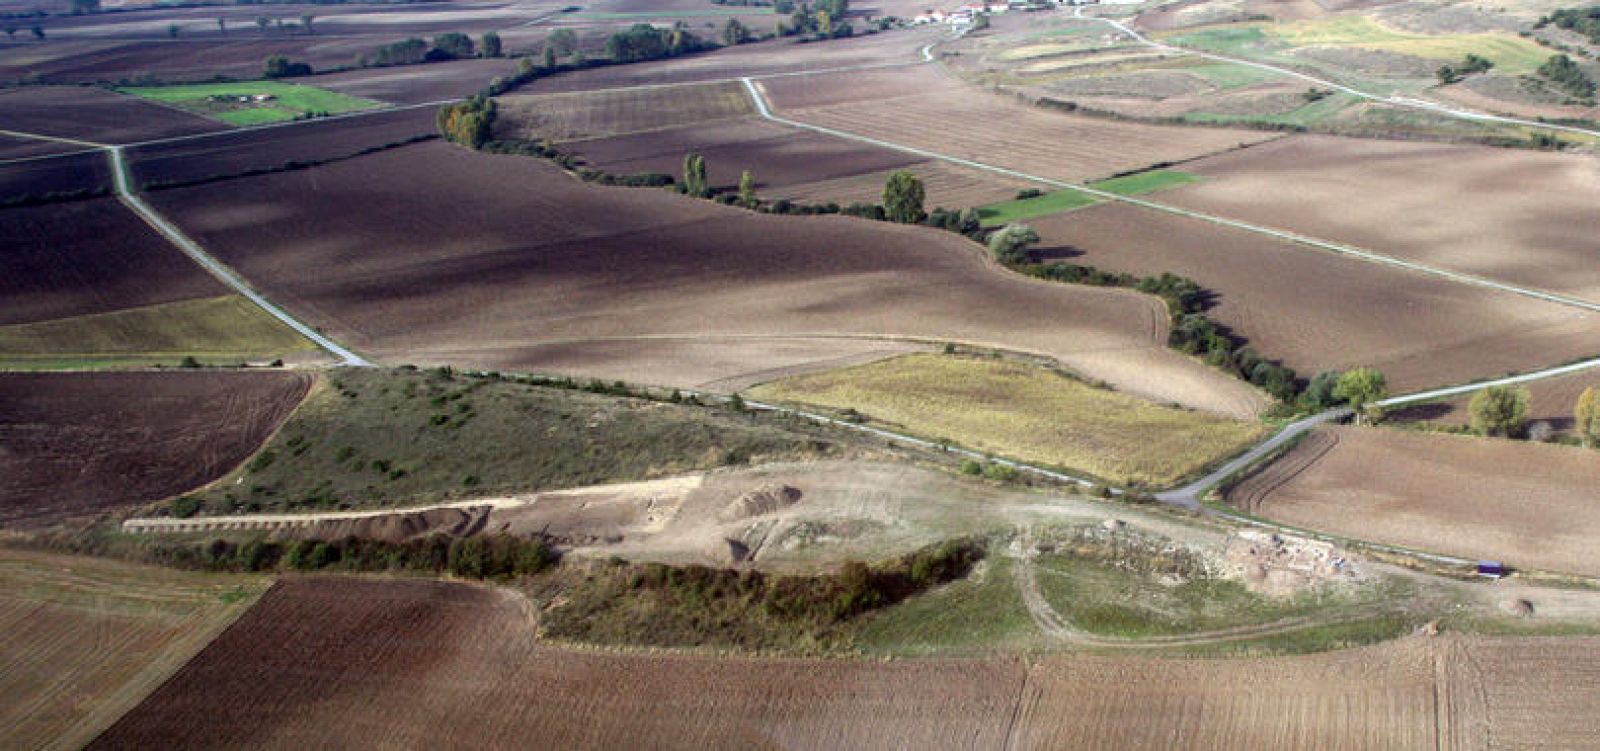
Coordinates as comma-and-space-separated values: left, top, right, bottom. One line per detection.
773, 160, 1027, 209
0, 198, 225, 324
127, 105, 435, 188
1226, 426, 1600, 577
0, 370, 312, 528
766, 65, 1280, 182
313, 59, 523, 105
497, 80, 755, 141
0, 86, 224, 143
97, 577, 1600, 747
150, 140, 1264, 415
0, 150, 113, 203
1029, 202, 1600, 395
1163, 135, 1600, 299
92, 577, 1024, 749
0, 550, 269, 751
561, 119, 923, 193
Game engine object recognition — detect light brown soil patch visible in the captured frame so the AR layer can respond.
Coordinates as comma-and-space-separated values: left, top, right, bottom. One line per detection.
151, 140, 1264, 416
1227, 425, 1600, 576
1029, 201, 1600, 394
0, 370, 312, 528
767, 62, 1278, 182
497, 80, 755, 142
1390, 369, 1600, 435
1165, 134, 1600, 299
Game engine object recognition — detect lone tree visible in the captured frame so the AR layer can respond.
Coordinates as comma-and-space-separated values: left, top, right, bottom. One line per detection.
722, 18, 749, 46
167, 23, 181, 38
1333, 367, 1387, 424
481, 31, 502, 57
987, 223, 1039, 265
300, 14, 314, 34
738, 169, 756, 207
882, 170, 926, 224
547, 28, 578, 57
1469, 385, 1530, 437
682, 152, 708, 197
256, 16, 270, 33
217, 17, 226, 34
1575, 385, 1600, 448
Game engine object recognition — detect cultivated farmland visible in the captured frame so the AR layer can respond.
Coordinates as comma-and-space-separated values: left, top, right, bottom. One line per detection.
1028, 201, 1600, 395
1226, 425, 1600, 576
92, 575, 1600, 748
748, 353, 1266, 486
0, 370, 311, 527
496, 80, 755, 141
1163, 135, 1600, 299
763, 65, 1281, 182
0, 85, 224, 143
0, 549, 270, 751
149, 140, 1265, 416
1392, 369, 1600, 435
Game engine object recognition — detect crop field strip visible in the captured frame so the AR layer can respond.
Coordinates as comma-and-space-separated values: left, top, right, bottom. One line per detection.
92, 576, 1600, 748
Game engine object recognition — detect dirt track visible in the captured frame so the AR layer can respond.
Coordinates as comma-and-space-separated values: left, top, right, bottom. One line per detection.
92, 576, 1600, 749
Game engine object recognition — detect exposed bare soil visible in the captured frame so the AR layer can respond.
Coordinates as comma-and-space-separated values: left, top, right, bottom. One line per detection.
1390, 369, 1600, 435
1165, 135, 1600, 299
149, 140, 1264, 415
0, 149, 113, 202
0, 198, 224, 324
766, 64, 1280, 182
0, 85, 223, 143
0, 370, 311, 528
126, 105, 435, 187
1029, 201, 1600, 394
1227, 425, 1600, 576
92, 575, 1600, 748
313, 58, 523, 105
497, 80, 755, 141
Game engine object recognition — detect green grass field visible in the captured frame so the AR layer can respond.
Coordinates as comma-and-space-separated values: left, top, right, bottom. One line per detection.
0, 295, 315, 368
118, 81, 381, 125
1170, 17, 1550, 74
1185, 90, 1359, 128
747, 353, 1266, 487
857, 556, 1040, 655
1182, 61, 1281, 90
975, 170, 1199, 225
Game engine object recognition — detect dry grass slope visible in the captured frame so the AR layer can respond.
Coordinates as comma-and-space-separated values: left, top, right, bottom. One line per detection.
748, 353, 1266, 486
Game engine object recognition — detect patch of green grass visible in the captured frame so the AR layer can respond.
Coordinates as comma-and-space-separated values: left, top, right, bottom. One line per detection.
1088, 169, 1200, 196
1161, 613, 1416, 656
1185, 90, 1358, 128
1166, 25, 1275, 55
1182, 62, 1280, 90
195, 368, 853, 513
973, 171, 1200, 226
747, 353, 1267, 487
975, 188, 1099, 225
0, 295, 315, 368
117, 81, 381, 125
857, 556, 1039, 655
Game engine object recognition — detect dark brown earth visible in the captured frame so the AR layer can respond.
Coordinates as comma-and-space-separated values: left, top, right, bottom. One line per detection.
0, 370, 312, 528
0, 198, 224, 324
0, 86, 224, 143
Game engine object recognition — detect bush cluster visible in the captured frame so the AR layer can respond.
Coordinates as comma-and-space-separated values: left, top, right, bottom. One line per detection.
148, 533, 558, 579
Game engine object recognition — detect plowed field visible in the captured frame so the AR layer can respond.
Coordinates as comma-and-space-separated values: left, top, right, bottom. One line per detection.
94, 576, 1600, 748
149, 140, 1264, 416
765, 65, 1279, 182
0, 550, 268, 751
1164, 135, 1600, 299
1226, 426, 1600, 576
0, 370, 311, 527
497, 80, 755, 141
0, 85, 223, 143
1028, 202, 1600, 395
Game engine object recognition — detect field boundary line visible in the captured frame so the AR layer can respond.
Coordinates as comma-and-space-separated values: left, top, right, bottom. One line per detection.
1072, 7, 1600, 140
739, 77, 1600, 315
106, 145, 372, 366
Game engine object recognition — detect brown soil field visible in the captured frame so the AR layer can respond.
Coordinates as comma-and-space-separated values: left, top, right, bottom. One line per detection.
0, 36, 412, 85
313, 58, 522, 105
0, 136, 88, 160
1164, 135, 1600, 299
1391, 369, 1600, 434
0, 549, 269, 751
148, 140, 1264, 415
519, 28, 939, 94
0, 85, 224, 143
773, 159, 1027, 209
0, 198, 224, 324
0, 370, 311, 528
763, 65, 1280, 182
92, 575, 1600, 748
1227, 425, 1600, 576
0, 150, 112, 201
497, 80, 755, 141
126, 105, 434, 187
1029, 201, 1600, 395
564, 119, 923, 192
